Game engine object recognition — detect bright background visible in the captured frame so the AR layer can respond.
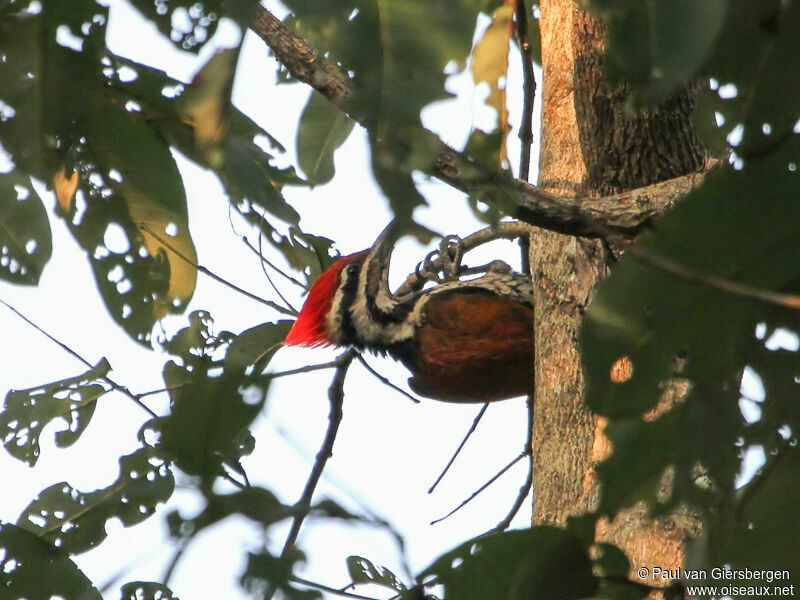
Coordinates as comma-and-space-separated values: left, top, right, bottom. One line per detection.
0, 1, 543, 597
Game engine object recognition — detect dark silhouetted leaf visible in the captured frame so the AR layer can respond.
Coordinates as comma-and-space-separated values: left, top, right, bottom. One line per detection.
0, 359, 110, 466
241, 547, 320, 600
0, 171, 52, 284
225, 320, 293, 373
582, 137, 800, 516
120, 581, 178, 600
142, 351, 268, 480
17, 448, 174, 554
347, 555, 406, 592
421, 527, 596, 600
297, 92, 355, 185
686, 444, 800, 594
285, 0, 486, 221
0, 522, 101, 600
584, 0, 727, 103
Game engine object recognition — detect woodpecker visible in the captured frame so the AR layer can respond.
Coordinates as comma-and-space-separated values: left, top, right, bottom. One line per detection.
284, 227, 534, 402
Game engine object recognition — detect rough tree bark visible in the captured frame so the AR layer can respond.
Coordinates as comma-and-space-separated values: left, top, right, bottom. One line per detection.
532, 0, 704, 582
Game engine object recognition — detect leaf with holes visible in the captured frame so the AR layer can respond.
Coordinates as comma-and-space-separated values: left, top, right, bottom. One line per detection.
142, 359, 269, 480
0, 359, 110, 466
297, 92, 356, 185
421, 527, 596, 600
120, 581, 178, 600
16, 447, 174, 554
0, 172, 52, 284
346, 556, 406, 592
57, 96, 197, 346
0, 523, 101, 600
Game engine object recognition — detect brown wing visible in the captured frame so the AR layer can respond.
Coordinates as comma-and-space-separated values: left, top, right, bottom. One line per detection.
406, 289, 534, 402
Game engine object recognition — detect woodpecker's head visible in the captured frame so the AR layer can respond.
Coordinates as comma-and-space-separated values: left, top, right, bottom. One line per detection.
284, 224, 410, 350
284, 250, 369, 347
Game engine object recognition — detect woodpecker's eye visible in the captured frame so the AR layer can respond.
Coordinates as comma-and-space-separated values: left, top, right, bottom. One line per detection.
345, 264, 359, 277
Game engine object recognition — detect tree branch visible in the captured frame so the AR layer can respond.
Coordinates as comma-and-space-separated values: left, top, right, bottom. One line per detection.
266, 349, 356, 600
249, 6, 710, 238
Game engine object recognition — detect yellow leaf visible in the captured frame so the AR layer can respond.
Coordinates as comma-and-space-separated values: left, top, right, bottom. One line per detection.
54, 168, 79, 213
178, 49, 238, 168
133, 200, 198, 319
471, 4, 514, 161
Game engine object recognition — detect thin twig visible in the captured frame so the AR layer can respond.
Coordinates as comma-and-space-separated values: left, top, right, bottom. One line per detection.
290, 576, 383, 600
428, 404, 489, 493
620, 236, 800, 310
138, 223, 296, 316
265, 349, 356, 600
257, 227, 299, 314
514, 0, 536, 182
356, 355, 421, 404
163, 539, 190, 586
241, 236, 308, 290
492, 394, 534, 532
430, 452, 526, 525
136, 384, 187, 399
0, 297, 158, 418
395, 221, 531, 296
270, 361, 340, 380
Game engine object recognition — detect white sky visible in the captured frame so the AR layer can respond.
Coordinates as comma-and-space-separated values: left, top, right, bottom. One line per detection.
0, 2, 542, 598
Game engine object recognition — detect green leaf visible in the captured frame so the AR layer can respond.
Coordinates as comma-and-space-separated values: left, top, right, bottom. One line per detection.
225, 320, 293, 373
284, 0, 486, 220
17, 448, 174, 554
585, 0, 727, 103
582, 137, 800, 515
686, 444, 800, 593
0, 522, 101, 600
0, 359, 110, 466
347, 556, 406, 592
421, 527, 596, 600
126, 0, 256, 53
241, 548, 320, 600
0, 171, 52, 284
297, 92, 355, 185
171, 487, 289, 540
120, 581, 178, 600
142, 358, 268, 480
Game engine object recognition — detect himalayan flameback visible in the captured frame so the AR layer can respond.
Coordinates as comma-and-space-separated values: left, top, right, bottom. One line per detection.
284, 227, 534, 402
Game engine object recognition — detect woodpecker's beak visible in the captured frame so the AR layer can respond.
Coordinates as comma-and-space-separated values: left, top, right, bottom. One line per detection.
362, 222, 401, 305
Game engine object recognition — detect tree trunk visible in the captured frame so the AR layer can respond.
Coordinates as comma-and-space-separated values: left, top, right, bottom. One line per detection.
531, 0, 705, 579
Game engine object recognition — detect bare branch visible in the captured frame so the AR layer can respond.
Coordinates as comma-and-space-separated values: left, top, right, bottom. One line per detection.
269, 361, 340, 380
138, 223, 296, 316
394, 221, 531, 296
266, 349, 356, 600
356, 355, 420, 404
241, 236, 308, 290
514, 0, 537, 182
290, 576, 384, 600
492, 395, 534, 532
430, 452, 526, 525
428, 404, 489, 494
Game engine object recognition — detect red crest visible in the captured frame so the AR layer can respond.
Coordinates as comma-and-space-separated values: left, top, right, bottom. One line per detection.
284, 251, 368, 347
